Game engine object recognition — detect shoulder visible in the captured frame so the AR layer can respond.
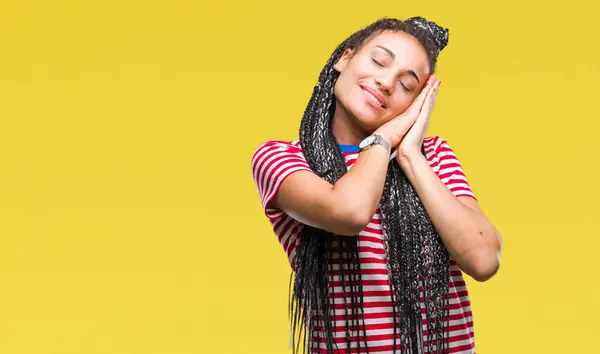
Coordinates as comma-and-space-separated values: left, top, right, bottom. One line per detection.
423, 135, 447, 151
252, 139, 302, 158
423, 135, 461, 157
424, 136, 476, 198
250, 139, 313, 211
423, 135, 465, 169
250, 139, 309, 173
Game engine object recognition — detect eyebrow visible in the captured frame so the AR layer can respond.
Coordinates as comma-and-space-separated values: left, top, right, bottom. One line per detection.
374, 45, 421, 84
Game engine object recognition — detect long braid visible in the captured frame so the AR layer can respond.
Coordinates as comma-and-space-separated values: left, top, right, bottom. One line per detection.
290, 17, 451, 353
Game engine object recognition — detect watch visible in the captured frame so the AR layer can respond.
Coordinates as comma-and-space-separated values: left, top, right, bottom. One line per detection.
358, 134, 390, 153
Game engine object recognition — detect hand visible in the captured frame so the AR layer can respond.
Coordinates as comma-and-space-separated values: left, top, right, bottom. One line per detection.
374, 74, 437, 148
396, 78, 441, 162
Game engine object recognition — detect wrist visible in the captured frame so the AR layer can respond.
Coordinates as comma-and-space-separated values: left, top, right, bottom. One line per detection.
396, 148, 425, 167
375, 134, 392, 154
373, 130, 396, 149
360, 133, 392, 154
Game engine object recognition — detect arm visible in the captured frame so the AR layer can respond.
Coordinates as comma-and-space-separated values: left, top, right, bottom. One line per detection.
268, 75, 437, 236
272, 143, 391, 236
397, 151, 502, 282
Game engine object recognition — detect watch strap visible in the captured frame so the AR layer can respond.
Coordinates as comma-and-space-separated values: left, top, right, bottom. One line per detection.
359, 134, 390, 153
374, 134, 390, 152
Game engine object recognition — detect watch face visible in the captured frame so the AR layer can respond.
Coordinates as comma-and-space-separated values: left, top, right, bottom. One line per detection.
359, 135, 376, 149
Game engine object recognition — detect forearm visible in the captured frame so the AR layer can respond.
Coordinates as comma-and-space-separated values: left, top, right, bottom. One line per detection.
332, 143, 391, 227
271, 141, 395, 236
397, 152, 501, 281
328, 99, 432, 230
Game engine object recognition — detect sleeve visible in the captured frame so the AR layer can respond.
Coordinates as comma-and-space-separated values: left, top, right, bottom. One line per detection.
250, 140, 313, 219
432, 137, 477, 200
250, 140, 313, 270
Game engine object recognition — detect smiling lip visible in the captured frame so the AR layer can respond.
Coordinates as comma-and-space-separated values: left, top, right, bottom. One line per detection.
361, 86, 386, 110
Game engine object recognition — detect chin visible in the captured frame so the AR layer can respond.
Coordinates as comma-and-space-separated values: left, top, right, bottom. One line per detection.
349, 106, 384, 133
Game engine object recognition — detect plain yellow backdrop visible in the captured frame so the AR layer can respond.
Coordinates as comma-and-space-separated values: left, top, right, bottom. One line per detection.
0, 0, 598, 353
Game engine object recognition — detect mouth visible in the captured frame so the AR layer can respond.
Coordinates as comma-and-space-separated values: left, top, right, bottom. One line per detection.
361, 86, 386, 110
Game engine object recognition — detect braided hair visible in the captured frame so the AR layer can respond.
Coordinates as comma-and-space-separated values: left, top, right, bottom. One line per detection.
289, 17, 451, 353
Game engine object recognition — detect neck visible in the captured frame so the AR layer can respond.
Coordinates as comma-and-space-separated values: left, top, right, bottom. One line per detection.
331, 99, 369, 146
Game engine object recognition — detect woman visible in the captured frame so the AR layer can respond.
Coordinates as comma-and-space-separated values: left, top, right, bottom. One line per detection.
251, 17, 502, 354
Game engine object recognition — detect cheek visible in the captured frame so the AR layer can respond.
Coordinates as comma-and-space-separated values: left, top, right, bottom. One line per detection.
333, 73, 346, 97
389, 93, 416, 115
334, 73, 357, 105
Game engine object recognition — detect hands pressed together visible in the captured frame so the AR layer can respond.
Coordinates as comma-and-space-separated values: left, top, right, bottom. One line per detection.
374, 74, 442, 165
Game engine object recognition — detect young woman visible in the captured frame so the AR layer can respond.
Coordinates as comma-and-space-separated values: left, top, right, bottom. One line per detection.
251, 17, 502, 354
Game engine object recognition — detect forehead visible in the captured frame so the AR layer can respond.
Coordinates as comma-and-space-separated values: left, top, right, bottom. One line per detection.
361, 30, 430, 73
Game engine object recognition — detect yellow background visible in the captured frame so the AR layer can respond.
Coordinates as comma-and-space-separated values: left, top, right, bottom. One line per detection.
0, 0, 598, 353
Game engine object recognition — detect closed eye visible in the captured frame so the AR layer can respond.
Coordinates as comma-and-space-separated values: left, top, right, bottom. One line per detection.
371, 58, 383, 67
372, 57, 410, 92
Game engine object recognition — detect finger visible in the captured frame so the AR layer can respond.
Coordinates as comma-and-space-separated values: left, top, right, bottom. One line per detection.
419, 74, 437, 100
414, 75, 436, 106
385, 77, 438, 142
424, 80, 441, 107
414, 80, 440, 127
405, 74, 436, 115
432, 79, 441, 95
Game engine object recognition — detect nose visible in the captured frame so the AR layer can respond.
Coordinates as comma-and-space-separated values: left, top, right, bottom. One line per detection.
375, 74, 395, 95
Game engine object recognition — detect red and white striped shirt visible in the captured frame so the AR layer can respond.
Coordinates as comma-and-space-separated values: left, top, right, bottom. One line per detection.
251, 136, 477, 353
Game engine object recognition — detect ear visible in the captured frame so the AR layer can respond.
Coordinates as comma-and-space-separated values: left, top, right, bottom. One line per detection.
334, 48, 354, 73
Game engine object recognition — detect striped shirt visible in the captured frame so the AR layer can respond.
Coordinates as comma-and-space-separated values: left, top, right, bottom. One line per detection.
251, 136, 477, 353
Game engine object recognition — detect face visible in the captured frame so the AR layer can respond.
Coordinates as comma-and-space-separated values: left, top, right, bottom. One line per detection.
333, 30, 431, 134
